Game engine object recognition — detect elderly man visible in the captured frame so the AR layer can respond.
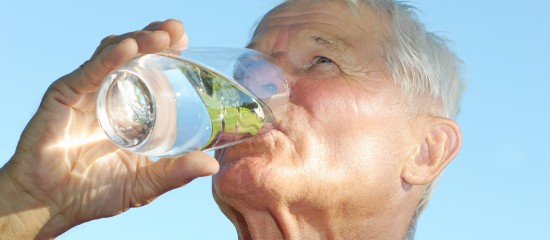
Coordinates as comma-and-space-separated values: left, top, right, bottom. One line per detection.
0, 0, 463, 239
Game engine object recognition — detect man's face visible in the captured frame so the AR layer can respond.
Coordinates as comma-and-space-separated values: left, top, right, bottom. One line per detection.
213, 0, 417, 218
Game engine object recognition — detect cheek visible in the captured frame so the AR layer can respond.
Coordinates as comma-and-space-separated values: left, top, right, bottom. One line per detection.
328, 125, 408, 204
291, 78, 360, 124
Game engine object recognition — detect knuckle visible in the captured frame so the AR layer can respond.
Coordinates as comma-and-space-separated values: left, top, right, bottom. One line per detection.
93, 35, 117, 57
143, 21, 162, 30
79, 60, 104, 86
133, 30, 150, 38
100, 34, 117, 45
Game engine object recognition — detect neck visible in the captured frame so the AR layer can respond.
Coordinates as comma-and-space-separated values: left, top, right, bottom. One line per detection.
224, 200, 412, 240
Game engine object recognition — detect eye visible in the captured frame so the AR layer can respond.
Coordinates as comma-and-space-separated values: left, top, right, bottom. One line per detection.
261, 83, 279, 95
312, 56, 334, 65
305, 55, 341, 76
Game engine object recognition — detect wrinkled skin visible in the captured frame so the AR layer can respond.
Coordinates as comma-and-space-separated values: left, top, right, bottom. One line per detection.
0, 20, 219, 239
212, 1, 461, 239
0, 1, 461, 239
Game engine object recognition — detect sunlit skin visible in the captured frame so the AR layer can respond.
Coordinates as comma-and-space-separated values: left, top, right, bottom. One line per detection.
0, 20, 219, 239
212, 1, 461, 239
0, 1, 461, 239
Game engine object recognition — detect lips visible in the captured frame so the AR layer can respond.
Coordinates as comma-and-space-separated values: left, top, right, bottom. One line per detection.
216, 126, 283, 165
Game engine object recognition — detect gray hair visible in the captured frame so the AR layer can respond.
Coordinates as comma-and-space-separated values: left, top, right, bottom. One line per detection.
267, 0, 465, 239
364, 2, 463, 240
342, 0, 465, 119
344, 1, 465, 239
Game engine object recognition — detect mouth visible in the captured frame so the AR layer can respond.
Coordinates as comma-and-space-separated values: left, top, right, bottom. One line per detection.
215, 126, 284, 165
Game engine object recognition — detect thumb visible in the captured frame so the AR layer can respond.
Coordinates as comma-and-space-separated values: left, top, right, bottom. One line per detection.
162, 151, 219, 186
139, 151, 219, 200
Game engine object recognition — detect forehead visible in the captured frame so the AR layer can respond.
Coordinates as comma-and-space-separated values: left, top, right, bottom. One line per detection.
251, 0, 389, 50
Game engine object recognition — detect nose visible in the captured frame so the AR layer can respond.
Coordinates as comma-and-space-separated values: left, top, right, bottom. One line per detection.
269, 50, 302, 90
240, 59, 289, 99
233, 50, 292, 123
234, 52, 289, 99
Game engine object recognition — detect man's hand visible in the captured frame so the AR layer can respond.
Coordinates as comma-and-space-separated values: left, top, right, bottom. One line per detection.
0, 19, 219, 239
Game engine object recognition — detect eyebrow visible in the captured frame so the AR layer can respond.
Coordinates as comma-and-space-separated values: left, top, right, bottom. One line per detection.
310, 36, 346, 53
245, 34, 347, 54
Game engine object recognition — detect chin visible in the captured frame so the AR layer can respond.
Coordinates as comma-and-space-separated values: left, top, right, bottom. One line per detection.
212, 128, 294, 203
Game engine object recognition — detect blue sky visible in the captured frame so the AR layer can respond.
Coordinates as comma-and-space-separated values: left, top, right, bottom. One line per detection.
1, 0, 549, 239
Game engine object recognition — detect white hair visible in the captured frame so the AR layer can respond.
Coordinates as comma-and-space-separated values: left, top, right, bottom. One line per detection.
338, 1, 464, 239
342, 1, 465, 239
267, 0, 465, 239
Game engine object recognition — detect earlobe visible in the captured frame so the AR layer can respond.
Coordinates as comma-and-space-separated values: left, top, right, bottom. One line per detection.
402, 117, 462, 185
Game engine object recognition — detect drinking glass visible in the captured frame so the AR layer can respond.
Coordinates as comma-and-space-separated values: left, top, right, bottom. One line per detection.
96, 47, 289, 157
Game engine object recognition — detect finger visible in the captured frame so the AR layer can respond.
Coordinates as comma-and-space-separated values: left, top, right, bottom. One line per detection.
133, 30, 171, 54
154, 19, 187, 50
65, 38, 138, 95
160, 151, 219, 187
71, 30, 171, 91
94, 30, 171, 57
97, 19, 184, 56
57, 20, 180, 105
140, 151, 220, 199
92, 33, 124, 57
171, 32, 189, 51
142, 21, 162, 31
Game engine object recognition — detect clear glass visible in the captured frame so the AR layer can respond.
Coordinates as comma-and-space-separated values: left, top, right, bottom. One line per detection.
96, 47, 289, 157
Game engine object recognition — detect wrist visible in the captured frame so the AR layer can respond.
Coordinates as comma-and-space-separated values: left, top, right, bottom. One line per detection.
0, 160, 66, 239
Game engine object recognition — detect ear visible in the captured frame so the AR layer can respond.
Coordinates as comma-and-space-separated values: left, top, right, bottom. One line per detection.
402, 116, 462, 185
